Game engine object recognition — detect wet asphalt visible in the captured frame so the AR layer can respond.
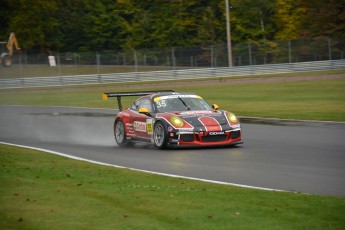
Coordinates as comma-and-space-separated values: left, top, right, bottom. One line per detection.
1, 105, 344, 197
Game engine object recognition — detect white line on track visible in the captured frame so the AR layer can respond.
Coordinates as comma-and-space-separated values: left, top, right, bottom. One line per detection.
0, 141, 286, 193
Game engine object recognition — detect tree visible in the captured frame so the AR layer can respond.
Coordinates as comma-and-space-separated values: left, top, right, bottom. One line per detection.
2, 0, 343, 53
230, 0, 277, 42
6, 0, 60, 51
54, 0, 92, 52
81, 0, 125, 51
274, 0, 301, 40
297, 0, 345, 39
0, 0, 11, 41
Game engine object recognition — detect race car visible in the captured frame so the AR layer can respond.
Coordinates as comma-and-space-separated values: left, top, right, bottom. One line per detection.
102, 90, 242, 149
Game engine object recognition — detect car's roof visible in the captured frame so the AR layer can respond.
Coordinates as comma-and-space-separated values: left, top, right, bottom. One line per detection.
134, 92, 200, 101
151, 92, 197, 97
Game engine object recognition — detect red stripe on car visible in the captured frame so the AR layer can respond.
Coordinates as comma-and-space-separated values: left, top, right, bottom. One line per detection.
198, 117, 222, 132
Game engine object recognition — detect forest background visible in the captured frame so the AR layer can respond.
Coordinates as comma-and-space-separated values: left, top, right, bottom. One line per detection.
0, 0, 344, 53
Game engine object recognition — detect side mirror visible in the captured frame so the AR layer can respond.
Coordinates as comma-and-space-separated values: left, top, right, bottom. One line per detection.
139, 107, 150, 115
212, 104, 219, 110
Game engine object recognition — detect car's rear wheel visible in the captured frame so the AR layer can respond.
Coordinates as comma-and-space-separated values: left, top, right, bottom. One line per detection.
153, 121, 167, 149
114, 119, 132, 147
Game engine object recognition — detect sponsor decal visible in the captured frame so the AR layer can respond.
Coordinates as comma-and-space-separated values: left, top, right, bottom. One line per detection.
209, 131, 225, 135
154, 95, 202, 102
146, 119, 153, 134
178, 128, 194, 132
181, 110, 213, 115
133, 121, 147, 132
168, 126, 174, 132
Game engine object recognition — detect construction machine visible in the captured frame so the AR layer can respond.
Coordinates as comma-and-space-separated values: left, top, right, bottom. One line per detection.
0, 32, 21, 67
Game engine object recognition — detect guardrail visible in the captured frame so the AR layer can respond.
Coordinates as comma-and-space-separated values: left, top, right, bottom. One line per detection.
1, 60, 344, 89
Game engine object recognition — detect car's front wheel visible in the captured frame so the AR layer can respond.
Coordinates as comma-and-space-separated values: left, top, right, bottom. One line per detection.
153, 121, 167, 149
114, 119, 132, 147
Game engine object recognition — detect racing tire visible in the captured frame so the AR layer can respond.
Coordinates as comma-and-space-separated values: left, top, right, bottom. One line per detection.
153, 121, 168, 149
114, 119, 132, 147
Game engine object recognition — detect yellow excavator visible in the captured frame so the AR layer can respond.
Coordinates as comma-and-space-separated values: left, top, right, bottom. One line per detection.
0, 32, 21, 67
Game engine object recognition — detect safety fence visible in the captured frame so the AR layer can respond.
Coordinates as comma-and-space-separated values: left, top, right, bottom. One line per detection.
2, 36, 344, 79
0, 59, 344, 89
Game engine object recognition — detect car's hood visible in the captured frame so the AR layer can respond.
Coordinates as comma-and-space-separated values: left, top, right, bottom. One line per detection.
157, 110, 238, 131
178, 110, 228, 124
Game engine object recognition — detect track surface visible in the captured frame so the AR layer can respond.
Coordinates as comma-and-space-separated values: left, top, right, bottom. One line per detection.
1, 105, 344, 196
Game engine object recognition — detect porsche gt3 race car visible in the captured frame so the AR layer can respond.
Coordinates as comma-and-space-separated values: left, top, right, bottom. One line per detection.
102, 90, 242, 149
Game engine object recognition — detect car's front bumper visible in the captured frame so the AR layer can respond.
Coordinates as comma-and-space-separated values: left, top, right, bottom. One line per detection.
168, 129, 242, 147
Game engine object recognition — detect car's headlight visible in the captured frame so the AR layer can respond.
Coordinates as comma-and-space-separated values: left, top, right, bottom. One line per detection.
228, 113, 238, 123
170, 116, 184, 127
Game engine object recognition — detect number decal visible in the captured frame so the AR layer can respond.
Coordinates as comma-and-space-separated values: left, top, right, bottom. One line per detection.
156, 100, 167, 108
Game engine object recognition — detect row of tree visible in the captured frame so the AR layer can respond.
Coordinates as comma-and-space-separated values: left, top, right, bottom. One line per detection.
1, 0, 344, 52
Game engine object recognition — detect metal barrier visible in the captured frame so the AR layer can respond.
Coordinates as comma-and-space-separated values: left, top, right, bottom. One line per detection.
0, 60, 344, 89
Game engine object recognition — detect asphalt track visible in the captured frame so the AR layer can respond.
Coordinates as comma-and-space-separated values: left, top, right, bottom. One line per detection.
1, 105, 344, 197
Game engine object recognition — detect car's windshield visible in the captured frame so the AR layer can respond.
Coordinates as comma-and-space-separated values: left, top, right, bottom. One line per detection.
154, 95, 212, 112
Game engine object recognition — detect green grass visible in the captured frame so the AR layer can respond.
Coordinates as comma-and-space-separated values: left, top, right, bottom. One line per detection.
1, 73, 344, 121
195, 79, 345, 121
1, 72, 345, 228
1, 144, 345, 229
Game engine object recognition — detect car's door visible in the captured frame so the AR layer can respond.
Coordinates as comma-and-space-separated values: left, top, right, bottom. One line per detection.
131, 98, 153, 139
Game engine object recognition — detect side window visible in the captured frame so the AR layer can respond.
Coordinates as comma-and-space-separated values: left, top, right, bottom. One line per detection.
139, 98, 153, 112
130, 99, 140, 111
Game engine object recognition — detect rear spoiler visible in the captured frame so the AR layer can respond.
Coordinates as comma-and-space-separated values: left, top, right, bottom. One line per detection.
102, 90, 175, 111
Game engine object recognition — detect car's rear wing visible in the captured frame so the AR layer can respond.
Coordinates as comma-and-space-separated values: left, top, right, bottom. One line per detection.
102, 90, 175, 111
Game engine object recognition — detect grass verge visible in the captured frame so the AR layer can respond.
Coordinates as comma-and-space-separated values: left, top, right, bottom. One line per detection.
1, 144, 345, 229
1, 72, 344, 121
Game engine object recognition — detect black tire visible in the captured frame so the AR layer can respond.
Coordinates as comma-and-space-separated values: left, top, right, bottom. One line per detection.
153, 121, 168, 149
114, 119, 132, 147
1, 55, 12, 67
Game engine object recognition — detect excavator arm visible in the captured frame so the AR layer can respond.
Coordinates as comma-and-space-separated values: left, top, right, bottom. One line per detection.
7, 32, 21, 56
1, 32, 21, 67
